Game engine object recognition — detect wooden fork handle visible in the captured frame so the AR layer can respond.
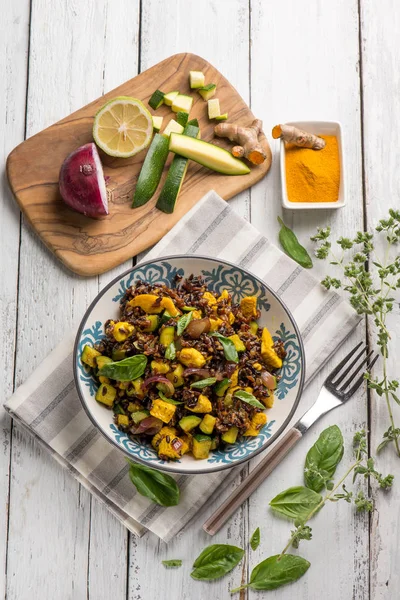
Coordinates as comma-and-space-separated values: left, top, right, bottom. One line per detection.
202, 427, 302, 536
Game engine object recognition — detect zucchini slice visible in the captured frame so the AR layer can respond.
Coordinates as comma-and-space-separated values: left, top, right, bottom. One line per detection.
152, 115, 163, 131
208, 98, 221, 119
171, 94, 193, 114
215, 113, 228, 121
163, 119, 184, 137
198, 84, 216, 101
176, 111, 189, 127
132, 133, 170, 207
156, 123, 200, 214
189, 70, 205, 89
148, 89, 165, 110
169, 133, 250, 175
164, 90, 179, 106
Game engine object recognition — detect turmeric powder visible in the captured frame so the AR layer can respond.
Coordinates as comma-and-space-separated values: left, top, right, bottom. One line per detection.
285, 136, 340, 203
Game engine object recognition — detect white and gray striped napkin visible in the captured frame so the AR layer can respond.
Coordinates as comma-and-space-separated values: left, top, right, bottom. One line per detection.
4, 190, 360, 543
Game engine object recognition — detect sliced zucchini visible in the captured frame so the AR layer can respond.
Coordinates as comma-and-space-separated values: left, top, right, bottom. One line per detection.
187, 118, 199, 127
198, 84, 216, 101
169, 133, 250, 175
189, 70, 205, 89
148, 89, 165, 110
208, 98, 221, 119
163, 119, 184, 138
132, 133, 170, 207
215, 113, 228, 121
164, 90, 179, 106
156, 123, 200, 214
152, 115, 163, 131
176, 111, 189, 127
171, 94, 193, 114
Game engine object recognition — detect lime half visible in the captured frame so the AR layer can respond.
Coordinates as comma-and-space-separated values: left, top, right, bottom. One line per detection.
93, 96, 153, 158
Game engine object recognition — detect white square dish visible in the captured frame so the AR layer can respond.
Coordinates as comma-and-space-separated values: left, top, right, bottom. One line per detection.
280, 120, 346, 210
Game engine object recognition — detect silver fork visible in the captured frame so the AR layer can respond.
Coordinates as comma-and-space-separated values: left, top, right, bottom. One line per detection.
203, 342, 378, 536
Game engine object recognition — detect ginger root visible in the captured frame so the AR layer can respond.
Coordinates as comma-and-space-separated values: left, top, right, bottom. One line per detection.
272, 124, 326, 150
214, 119, 267, 165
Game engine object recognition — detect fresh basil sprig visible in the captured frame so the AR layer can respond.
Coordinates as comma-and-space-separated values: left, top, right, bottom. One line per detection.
190, 544, 244, 581
269, 486, 322, 521
278, 217, 313, 269
158, 391, 183, 405
250, 527, 260, 551
231, 554, 310, 593
127, 460, 179, 507
162, 559, 182, 568
304, 425, 344, 492
165, 341, 176, 360
234, 390, 265, 410
177, 311, 193, 336
190, 377, 217, 389
99, 354, 147, 381
211, 333, 239, 363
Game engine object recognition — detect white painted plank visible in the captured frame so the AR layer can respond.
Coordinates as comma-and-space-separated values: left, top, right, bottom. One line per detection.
7, 2, 113, 599
360, 2, 400, 597
249, 1, 367, 598
129, 1, 250, 598
0, 0, 30, 596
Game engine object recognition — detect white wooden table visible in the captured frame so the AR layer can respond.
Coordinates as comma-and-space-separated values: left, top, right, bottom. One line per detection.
1, 1, 399, 598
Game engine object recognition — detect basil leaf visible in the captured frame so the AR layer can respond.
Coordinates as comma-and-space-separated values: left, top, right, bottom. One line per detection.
127, 460, 180, 507
250, 527, 260, 551
191, 544, 244, 581
165, 341, 176, 360
162, 559, 182, 568
114, 403, 126, 415
269, 486, 322, 521
234, 390, 265, 410
304, 425, 344, 492
190, 377, 217, 389
278, 217, 313, 269
177, 311, 193, 336
211, 333, 239, 363
99, 354, 147, 381
158, 391, 183, 405
248, 554, 310, 590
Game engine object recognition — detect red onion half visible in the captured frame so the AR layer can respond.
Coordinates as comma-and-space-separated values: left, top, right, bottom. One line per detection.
130, 416, 163, 436
261, 371, 277, 390
142, 375, 175, 397
59, 142, 108, 218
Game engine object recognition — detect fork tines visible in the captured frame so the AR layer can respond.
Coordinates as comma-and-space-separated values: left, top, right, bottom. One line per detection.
325, 342, 379, 399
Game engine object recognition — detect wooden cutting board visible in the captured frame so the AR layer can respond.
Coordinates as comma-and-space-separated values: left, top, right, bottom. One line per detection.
6, 53, 271, 277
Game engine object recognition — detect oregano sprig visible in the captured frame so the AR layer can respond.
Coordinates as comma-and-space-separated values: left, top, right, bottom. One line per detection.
311, 209, 400, 455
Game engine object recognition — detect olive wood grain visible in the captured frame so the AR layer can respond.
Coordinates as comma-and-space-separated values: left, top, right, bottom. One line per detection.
203, 426, 302, 536
6, 52, 271, 277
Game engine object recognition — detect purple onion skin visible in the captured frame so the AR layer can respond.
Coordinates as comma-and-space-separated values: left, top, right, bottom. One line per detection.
59, 142, 108, 218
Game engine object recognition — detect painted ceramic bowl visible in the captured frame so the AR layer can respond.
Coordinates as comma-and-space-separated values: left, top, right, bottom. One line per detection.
74, 256, 305, 474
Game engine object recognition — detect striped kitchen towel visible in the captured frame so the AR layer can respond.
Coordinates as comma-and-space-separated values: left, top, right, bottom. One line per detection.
4, 190, 360, 542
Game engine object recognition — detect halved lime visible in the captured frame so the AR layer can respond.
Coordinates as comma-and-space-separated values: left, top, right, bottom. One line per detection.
93, 96, 153, 158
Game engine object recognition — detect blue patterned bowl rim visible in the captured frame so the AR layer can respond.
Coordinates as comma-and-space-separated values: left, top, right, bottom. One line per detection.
73, 254, 306, 474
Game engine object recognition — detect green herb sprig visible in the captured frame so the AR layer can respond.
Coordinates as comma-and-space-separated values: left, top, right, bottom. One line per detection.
311, 209, 400, 455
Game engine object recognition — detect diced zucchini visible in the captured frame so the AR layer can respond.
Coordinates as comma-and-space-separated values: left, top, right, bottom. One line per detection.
250, 321, 259, 335
208, 98, 221, 119
98, 375, 110, 384
163, 90, 179, 106
221, 426, 238, 444
179, 415, 202, 433
152, 115, 163, 131
169, 134, 250, 175
96, 355, 113, 371
189, 70, 205, 89
148, 89, 165, 110
187, 394, 212, 413
192, 434, 212, 459
132, 133, 170, 207
163, 119, 184, 138
199, 414, 216, 435
81, 345, 101, 368
210, 436, 219, 450
215, 113, 228, 121
166, 364, 185, 387
215, 378, 231, 397
198, 84, 216, 101
160, 325, 175, 347
156, 123, 200, 214
95, 383, 117, 407
176, 111, 189, 127
131, 410, 150, 424
171, 94, 193, 114
142, 315, 159, 332
126, 378, 145, 399
127, 402, 141, 412
117, 414, 130, 427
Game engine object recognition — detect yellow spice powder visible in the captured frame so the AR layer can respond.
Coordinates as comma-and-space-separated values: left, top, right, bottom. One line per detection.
285, 135, 340, 203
